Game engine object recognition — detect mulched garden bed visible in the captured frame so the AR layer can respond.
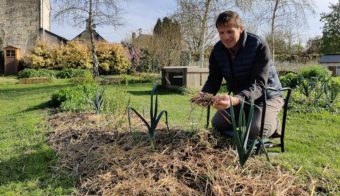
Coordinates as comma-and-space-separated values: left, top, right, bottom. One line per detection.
48, 112, 309, 195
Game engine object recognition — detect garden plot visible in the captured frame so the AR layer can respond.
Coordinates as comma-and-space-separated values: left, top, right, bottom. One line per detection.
48, 112, 310, 195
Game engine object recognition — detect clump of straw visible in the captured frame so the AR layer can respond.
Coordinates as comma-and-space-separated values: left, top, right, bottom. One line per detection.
190, 93, 215, 107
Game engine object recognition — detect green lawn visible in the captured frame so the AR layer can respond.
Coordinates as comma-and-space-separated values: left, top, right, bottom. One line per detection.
0, 78, 76, 194
0, 77, 339, 194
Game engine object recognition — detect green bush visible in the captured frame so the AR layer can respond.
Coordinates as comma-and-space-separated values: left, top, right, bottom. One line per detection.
97, 42, 131, 74
300, 65, 331, 80
55, 41, 92, 69
280, 72, 299, 88
69, 71, 95, 85
50, 84, 99, 112
56, 68, 92, 79
290, 76, 339, 113
26, 42, 54, 68
17, 69, 56, 79
332, 77, 340, 91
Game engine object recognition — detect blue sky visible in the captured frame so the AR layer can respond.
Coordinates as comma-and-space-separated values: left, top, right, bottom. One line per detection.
51, 0, 337, 43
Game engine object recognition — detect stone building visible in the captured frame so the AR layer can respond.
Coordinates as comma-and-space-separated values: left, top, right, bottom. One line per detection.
0, 0, 52, 54
0, 0, 66, 74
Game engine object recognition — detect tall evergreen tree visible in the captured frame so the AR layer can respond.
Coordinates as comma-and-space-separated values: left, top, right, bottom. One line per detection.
320, 0, 340, 54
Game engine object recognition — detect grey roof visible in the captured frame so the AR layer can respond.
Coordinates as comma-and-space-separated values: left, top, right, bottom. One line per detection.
72, 29, 107, 42
39, 28, 68, 43
319, 55, 340, 63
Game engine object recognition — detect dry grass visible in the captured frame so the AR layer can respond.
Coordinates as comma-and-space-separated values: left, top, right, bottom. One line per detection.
191, 93, 215, 108
48, 112, 310, 195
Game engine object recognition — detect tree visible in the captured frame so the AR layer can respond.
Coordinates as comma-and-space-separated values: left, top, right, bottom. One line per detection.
173, 0, 253, 67
320, 0, 340, 54
152, 17, 182, 67
53, 0, 122, 78
252, 0, 315, 61
306, 36, 321, 54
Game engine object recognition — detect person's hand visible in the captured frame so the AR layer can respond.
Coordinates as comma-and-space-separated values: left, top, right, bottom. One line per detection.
213, 95, 240, 110
213, 95, 231, 110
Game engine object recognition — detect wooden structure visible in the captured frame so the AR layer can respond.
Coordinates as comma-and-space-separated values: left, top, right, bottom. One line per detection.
161, 66, 209, 89
319, 54, 340, 76
3, 45, 20, 75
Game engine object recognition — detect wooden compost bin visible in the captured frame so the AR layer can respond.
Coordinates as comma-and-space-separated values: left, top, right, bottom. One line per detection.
161, 66, 209, 89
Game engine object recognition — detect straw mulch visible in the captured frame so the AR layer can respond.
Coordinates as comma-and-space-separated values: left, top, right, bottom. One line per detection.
48, 112, 309, 195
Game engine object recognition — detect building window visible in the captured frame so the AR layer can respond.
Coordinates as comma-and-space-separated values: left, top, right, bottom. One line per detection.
6, 50, 15, 57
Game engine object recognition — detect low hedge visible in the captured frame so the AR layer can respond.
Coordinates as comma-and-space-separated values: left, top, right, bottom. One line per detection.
17, 69, 56, 79
56, 68, 92, 79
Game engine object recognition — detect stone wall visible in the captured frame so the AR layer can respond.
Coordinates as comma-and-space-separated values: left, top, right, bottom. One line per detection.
0, 0, 51, 55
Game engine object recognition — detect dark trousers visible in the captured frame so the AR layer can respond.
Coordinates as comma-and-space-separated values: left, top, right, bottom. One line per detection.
212, 96, 284, 139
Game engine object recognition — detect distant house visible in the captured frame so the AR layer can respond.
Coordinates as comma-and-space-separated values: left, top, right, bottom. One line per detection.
39, 28, 68, 44
319, 54, 340, 76
72, 26, 107, 43
131, 28, 153, 48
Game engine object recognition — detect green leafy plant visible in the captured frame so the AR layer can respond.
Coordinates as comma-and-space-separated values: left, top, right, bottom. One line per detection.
17, 69, 56, 79
280, 72, 299, 88
87, 87, 105, 114
56, 68, 91, 79
294, 76, 339, 113
128, 85, 169, 145
50, 84, 97, 112
226, 95, 269, 167
323, 80, 339, 111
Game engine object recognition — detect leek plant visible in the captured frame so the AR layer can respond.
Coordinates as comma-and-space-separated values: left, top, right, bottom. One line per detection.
227, 94, 270, 167
87, 87, 105, 114
128, 85, 169, 145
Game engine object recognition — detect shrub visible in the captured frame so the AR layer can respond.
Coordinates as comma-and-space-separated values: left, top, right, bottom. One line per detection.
24, 41, 91, 70
56, 41, 92, 69
280, 72, 299, 88
97, 42, 131, 74
50, 84, 98, 112
138, 49, 160, 73
27, 42, 54, 68
69, 71, 95, 85
299, 65, 331, 80
17, 69, 56, 79
290, 76, 339, 113
56, 68, 92, 79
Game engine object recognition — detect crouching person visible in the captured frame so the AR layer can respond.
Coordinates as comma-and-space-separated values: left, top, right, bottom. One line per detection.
201, 10, 283, 139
